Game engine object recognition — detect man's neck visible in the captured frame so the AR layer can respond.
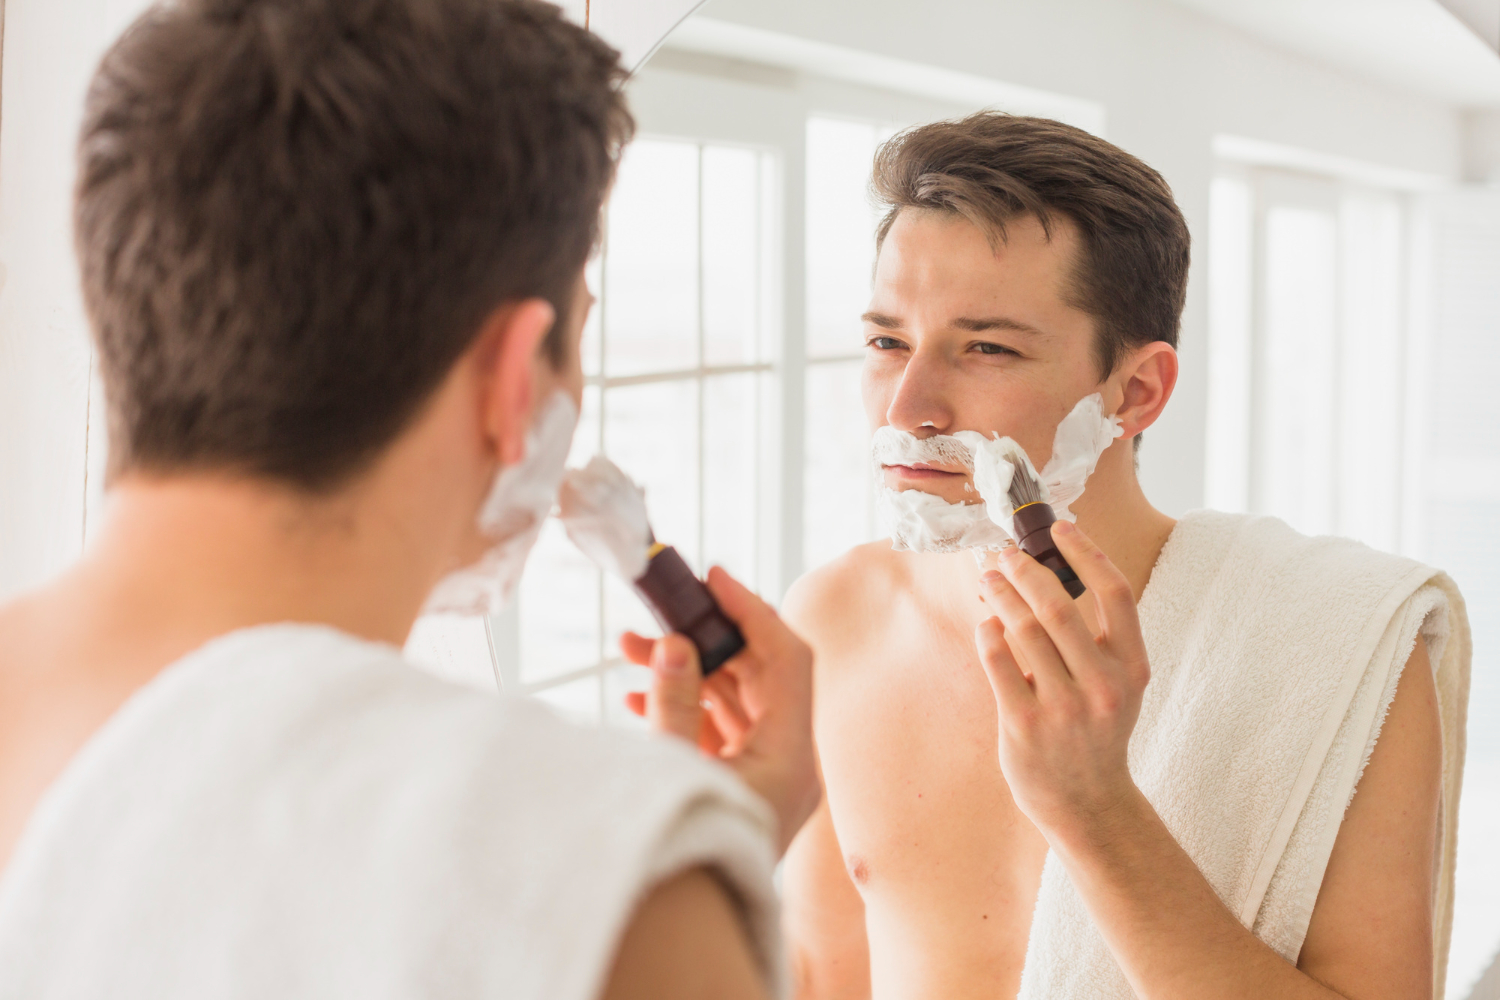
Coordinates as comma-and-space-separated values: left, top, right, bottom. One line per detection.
1066, 448, 1177, 603
63, 476, 444, 657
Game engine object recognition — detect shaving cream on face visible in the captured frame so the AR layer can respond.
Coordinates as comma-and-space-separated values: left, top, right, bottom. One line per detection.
871, 393, 1123, 552
422, 391, 579, 616
875, 480, 1011, 553
557, 456, 653, 580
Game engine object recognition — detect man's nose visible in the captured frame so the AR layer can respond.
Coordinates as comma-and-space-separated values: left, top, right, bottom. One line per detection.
885, 347, 956, 433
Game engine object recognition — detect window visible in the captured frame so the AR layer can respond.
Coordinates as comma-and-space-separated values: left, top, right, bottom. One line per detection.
802, 116, 899, 572
1207, 169, 1500, 996
1205, 168, 1407, 549
1420, 190, 1500, 998
407, 64, 981, 709
518, 137, 778, 725
414, 137, 782, 726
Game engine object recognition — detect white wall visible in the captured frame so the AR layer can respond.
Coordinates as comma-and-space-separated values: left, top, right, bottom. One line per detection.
691, 0, 1466, 517
0, 0, 1471, 598
0, 0, 148, 601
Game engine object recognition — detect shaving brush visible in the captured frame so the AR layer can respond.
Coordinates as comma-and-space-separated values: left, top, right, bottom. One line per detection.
1006, 464, 1086, 598
633, 540, 744, 675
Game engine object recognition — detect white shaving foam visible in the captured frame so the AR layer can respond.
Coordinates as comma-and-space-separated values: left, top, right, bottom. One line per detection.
422, 391, 579, 616
557, 456, 653, 581
871, 393, 1123, 552
877, 487, 1011, 553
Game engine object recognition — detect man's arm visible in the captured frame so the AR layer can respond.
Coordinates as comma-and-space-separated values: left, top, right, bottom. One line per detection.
1299, 637, 1440, 996
976, 524, 1442, 1000
1047, 640, 1439, 1000
601, 868, 768, 1000
781, 799, 871, 1000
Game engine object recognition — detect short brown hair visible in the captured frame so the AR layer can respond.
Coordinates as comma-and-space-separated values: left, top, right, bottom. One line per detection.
76, 0, 632, 491
872, 113, 1189, 377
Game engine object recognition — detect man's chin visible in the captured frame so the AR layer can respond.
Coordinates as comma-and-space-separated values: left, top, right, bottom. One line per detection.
881, 479, 979, 508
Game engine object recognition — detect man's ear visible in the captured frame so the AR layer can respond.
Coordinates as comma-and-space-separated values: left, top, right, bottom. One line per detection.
1112, 341, 1178, 441
479, 298, 557, 467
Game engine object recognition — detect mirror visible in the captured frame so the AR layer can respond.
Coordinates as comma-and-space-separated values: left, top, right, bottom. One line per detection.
532, 1, 1495, 996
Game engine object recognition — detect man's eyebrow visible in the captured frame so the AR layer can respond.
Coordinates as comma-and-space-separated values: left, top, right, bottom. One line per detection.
860, 312, 1049, 337
861, 312, 903, 329
952, 316, 1048, 337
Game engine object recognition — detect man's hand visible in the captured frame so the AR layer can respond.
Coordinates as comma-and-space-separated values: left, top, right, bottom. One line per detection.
975, 520, 1151, 835
622, 566, 821, 856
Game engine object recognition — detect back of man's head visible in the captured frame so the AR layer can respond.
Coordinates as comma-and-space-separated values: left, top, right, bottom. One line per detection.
76, 0, 632, 492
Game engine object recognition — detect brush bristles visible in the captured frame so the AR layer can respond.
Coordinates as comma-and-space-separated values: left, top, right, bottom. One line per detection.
1007, 463, 1044, 507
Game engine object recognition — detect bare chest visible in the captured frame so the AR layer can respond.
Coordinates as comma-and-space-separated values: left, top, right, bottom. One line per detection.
813, 602, 1049, 986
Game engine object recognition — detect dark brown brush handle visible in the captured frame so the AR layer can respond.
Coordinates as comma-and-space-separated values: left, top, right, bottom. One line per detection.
1011, 502, 1086, 599
632, 545, 746, 675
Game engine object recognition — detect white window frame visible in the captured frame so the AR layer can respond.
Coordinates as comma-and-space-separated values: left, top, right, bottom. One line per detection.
491, 54, 1004, 709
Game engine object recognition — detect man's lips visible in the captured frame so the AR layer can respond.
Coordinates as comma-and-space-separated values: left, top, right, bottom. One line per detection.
883, 463, 968, 480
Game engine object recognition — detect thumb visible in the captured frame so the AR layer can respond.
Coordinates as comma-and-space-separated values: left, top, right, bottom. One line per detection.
647, 634, 703, 742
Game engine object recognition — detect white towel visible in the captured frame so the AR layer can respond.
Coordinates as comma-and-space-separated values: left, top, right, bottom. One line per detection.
1018, 511, 1471, 1000
0, 624, 784, 1000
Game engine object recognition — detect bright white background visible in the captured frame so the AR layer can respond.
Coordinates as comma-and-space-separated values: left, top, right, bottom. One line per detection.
3, 0, 1500, 995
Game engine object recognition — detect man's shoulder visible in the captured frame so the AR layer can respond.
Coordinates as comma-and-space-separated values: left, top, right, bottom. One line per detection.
781, 539, 908, 648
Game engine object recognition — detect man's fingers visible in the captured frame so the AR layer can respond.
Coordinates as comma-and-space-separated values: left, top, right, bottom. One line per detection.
1050, 521, 1147, 659
704, 677, 752, 751
994, 543, 1099, 667
697, 711, 727, 757
624, 691, 646, 717
975, 616, 1035, 711
979, 565, 1072, 692
646, 633, 704, 742
619, 630, 655, 667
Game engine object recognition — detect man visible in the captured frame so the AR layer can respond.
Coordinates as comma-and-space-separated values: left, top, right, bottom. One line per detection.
0, 2, 817, 998
781, 114, 1468, 1000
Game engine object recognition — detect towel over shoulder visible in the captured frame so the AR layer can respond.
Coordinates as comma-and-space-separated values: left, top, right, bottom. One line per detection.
0, 624, 784, 1000
1018, 510, 1471, 1000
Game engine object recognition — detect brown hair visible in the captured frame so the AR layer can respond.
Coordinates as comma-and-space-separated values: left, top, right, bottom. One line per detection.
872, 112, 1189, 378
75, 0, 632, 491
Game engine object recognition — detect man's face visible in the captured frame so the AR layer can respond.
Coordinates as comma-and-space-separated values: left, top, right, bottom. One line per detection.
862, 208, 1108, 505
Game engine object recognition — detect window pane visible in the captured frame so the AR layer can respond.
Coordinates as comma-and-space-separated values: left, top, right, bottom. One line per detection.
806, 118, 882, 359
703, 372, 759, 587
605, 379, 701, 567
517, 519, 601, 686
514, 387, 603, 687
1205, 176, 1253, 513
606, 140, 698, 376
1423, 191, 1500, 994
1257, 205, 1337, 536
1336, 193, 1403, 551
703, 146, 763, 367
804, 359, 879, 571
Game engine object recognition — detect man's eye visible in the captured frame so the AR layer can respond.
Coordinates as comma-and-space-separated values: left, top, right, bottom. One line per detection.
867, 336, 905, 350
973, 342, 1016, 356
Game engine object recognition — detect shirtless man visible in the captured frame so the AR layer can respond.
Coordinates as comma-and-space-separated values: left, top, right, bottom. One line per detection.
781, 114, 1453, 1000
